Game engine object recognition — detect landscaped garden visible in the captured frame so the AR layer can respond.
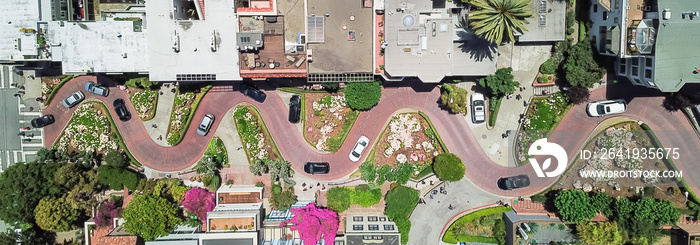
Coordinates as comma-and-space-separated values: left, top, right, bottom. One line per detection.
166, 85, 212, 146
233, 106, 282, 163
304, 93, 359, 152
442, 206, 511, 244
204, 136, 228, 166
325, 184, 383, 213
55, 103, 117, 153
515, 92, 572, 164
127, 89, 158, 120
41, 75, 73, 105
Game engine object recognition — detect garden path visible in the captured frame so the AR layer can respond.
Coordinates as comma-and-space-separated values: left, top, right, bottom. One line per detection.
42, 76, 700, 199
142, 84, 176, 147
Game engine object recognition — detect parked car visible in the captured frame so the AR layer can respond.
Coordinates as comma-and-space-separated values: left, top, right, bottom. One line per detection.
113, 99, 131, 121
586, 99, 626, 117
471, 93, 486, 123
84, 81, 109, 96
30, 115, 55, 128
498, 175, 530, 190
349, 136, 370, 162
197, 113, 215, 136
304, 162, 330, 174
239, 83, 267, 103
289, 95, 301, 123
62, 91, 85, 108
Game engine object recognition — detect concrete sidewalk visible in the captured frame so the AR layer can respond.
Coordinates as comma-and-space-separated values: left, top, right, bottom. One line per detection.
142, 84, 176, 146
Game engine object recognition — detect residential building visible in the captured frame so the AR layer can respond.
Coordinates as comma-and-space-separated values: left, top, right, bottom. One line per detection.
589, 0, 700, 92
381, 0, 497, 83
204, 185, 264, 244
261, 201, 312, 245
344, 213, 400, 245
516, 0, 567, 42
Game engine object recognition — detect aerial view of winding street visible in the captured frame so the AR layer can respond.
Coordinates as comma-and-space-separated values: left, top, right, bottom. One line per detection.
1, 0, 700, 244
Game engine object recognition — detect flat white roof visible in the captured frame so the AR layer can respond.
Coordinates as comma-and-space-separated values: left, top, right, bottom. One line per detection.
146, 0, 241, 81
0, 0, 41, 61
46, 21, 149, 73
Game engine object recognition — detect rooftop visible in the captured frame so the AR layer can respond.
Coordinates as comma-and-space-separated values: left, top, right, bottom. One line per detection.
0, 0, 42, 61
346, 234, 400, 245
46, 21, 149, 74
383, 0, 496, 82
146, 0, 241, 82
517, 0, 566, 42
653, 0, 700, 92
306, 0, 374, 74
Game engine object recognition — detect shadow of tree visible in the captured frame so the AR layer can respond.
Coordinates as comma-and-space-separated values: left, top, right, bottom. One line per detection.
456, 29, 497, 62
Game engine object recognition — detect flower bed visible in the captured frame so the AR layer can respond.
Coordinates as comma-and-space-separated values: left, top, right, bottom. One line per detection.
304, 93, 359, 152
55, 103, 117, 153
442, 206, 511, 244
515, 93, 571, 164
204, 136, 228, 166
233, 106, 281, 163
41, 75, 73, 105
128, 89, 158, 120
373, 113, 445, 172
166, 91, 196, 145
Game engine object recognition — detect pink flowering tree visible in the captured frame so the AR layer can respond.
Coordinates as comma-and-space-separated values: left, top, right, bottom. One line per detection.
95, 200, 122, 228
280, 203, 339, 244
182, 187, 216, 221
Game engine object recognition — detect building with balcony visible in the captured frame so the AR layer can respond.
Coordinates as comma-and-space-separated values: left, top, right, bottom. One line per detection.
344, 213, 400, 245
589, 0, 700, 92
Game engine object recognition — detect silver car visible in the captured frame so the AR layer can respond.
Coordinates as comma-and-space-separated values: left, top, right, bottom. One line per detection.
196, 113, 215, 136
62, 91, 85, 108
84, 81, 109, 96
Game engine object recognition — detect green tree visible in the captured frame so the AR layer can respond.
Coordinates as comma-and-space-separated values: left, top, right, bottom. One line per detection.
122, 194, 182, 241
0, 161, 62, 224
270, 191, 298, 210
539, 58, 556, 74
439, 84, 468, 114
394, 218, 411, 245
34, 196, 79, 232
249, 159, 268, 176
554, 189, 596, 223
576, 222, 625, 245
468, 0, 534, 44
344, 82, 382, 110
0, 230, 18, 245
326, 187, 352, 213
125, 77, 156, 89
433, 153, 465, 182
195, 158, 219, 176
478, 67, 519, 97
376, 165, 392, 185
351, 188, 382, 207
591, 191, 613, 217
36, 148, 68, 162
97, 165, 141, 190
359, 162, 377, 182
564, 39, 604, 88
385, 186, 419, 220
104, 150, 127, 169
493, 219, 506, 245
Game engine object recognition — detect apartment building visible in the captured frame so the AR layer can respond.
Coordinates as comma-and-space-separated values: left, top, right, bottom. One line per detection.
589, 0, 700, 92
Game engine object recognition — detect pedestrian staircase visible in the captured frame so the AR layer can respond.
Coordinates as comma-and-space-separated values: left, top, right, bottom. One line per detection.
533, 85, 559, 97
209, 85, 235, 92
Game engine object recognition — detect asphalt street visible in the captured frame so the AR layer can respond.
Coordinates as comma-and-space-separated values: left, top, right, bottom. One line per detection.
0, 66, 43, 169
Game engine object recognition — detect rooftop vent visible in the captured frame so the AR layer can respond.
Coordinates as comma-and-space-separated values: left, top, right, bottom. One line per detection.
663, 9, 671, 20
402, 15, 415, 27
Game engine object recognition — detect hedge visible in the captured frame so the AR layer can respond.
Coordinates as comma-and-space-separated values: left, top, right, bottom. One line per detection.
44, 75, 74, 106
488, 97, 502, 127
278, 87, 345, 94
442, 206, 512, 243
418, 111, 449, 153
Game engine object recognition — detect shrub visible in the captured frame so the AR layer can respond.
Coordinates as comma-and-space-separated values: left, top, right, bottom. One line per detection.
493, 219, 506, 245
255, 181, 265, 187
567, 27, 575, 35
104, 150, 127, 169
326, 187, 352, 213
344, 82, 382, 110
272, 185, 283, 195
249, 159, 268, 176
321, 82, 340, 92
97, 165, 141, 190
537, 76, 549, 83
359, 162, 377, 182
591, 191, 613, 217
564, 39, 604, 88
566, 10, 576, 28
376, 164, 392, 185
122, 194, 181, 241
351, 189, 382, 207
554, 189, 595, 223
95, 200, 122, 228
433, 153, 465, 182
577, 222, 624, 245
355, 184, 370, 192
439, 84, 468, 114
478, 67, 519, 98
124, 77, 156, 89
270, 191, 298, 210
539, 58, 556, 74
385, 186, 419, 220
564, 86, 590, 104
531, 195, 547, 203
395, 218, 411, 244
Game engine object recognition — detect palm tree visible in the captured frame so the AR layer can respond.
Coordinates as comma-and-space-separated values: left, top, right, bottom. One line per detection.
468, 0, 534, 44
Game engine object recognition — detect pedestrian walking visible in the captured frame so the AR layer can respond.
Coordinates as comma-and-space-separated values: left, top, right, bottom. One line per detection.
17, 90, 24, 94
23, 127, 30, 130
29, 107, 34, 111
13, 93, 20, 97
18, 86, 25, 90
151, 124, 157, 128
17, 132, 25, 136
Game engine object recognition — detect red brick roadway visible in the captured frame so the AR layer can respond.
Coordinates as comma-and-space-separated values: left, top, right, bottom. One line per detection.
43, 76, 700, 197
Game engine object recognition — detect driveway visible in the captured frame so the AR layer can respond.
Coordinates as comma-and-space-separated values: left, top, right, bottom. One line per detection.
42, 77, 700, 197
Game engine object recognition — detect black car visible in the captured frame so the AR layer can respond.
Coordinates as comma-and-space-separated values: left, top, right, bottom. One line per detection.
289, 95, 301, 123
30, 115, 55, 128
113, 99, 131, 121
239, 83, 267, 103
304, 162, 330, 174
498, 175, 530, 190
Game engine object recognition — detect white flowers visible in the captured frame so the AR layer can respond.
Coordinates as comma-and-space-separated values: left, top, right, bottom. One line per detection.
312, 95, 348, 150
422, 141, 434, 152
386, 114, 421, 153
56, 103, 117, 152
396, 154, 407, 163
131, 91, 156, 118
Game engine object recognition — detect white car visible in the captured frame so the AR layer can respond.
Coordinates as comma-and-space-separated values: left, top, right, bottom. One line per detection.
349, 136, 370, 162
586, 99, 627, 117
471, 93, 486, 123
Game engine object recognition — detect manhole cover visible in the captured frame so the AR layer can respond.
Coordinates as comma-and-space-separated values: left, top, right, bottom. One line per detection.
482, 134, 487, 139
